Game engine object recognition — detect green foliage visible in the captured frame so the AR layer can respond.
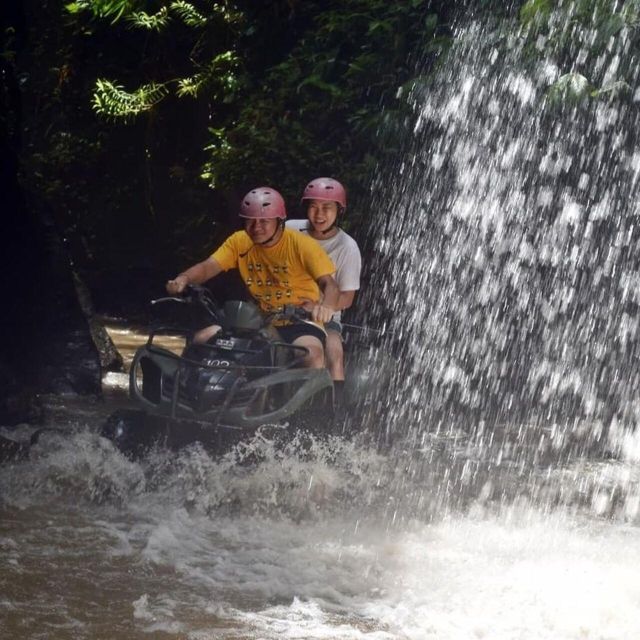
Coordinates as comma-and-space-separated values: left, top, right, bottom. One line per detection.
518, 0, 640, 108
68, 0, 211, 29
622, 0, 640, 27
170, 1, 208, 27
176, 51, 240, 98
49, 0, 453, 268
201, 127, 232, 186
77, 1, 242, 118
92, 79, 169, 119
545, 71, 591, 104
519, 0, 552, 26
201, 1, 450, 206
127, 7, 170, 31
591, 80, 632, 101
69, 0, 449, 223
65, 0, 141, 21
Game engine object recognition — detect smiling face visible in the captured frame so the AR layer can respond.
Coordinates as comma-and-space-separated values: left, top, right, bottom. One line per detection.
243, 217, 281, 245
306, 199, 339, 237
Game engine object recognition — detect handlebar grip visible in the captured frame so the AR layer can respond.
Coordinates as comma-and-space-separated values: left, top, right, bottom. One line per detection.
183, 284, 204, 296
282, 304, 311, 321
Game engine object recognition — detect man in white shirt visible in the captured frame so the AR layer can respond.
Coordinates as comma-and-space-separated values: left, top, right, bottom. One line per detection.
286, 178, 362, 405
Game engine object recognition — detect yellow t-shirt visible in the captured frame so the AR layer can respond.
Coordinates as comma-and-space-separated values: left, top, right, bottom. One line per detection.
211, 228, 335, 314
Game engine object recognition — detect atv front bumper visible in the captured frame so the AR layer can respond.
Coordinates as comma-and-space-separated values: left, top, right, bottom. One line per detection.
129, 345, 333, 430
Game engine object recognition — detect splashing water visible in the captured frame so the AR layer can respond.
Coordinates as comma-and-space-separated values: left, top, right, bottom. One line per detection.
2, 424, 640, 639
368, 3, 640, 444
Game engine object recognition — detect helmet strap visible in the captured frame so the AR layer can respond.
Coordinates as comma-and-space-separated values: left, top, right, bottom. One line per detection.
257, 218, 284, 246
319, 204, 344, 235
239, 219, 284, 257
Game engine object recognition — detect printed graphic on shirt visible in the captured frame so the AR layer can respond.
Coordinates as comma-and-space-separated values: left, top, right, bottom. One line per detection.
243, 260, 294, 311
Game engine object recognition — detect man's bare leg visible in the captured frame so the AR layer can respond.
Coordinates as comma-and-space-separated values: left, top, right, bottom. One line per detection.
193, 324, 221, 344
324, 329, 345, 381
292, 335, 325, 369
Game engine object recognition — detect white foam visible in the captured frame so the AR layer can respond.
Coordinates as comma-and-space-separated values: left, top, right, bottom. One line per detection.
125, 505, 640, 639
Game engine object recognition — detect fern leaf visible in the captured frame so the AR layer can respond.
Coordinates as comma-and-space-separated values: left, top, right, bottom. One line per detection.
176, 51, 239, 98
68, 0, 140, 22
170, 1, 207, 27
127, 7, 170, 31
176, 75, 202, 98
92, 79, 169, 119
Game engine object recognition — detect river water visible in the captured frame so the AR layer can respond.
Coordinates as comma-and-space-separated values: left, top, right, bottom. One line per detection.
4, 4, 640, 638
1, 326, 640, 639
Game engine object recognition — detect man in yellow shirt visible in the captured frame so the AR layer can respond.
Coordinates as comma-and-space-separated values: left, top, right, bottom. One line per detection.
166, 187, 339, 369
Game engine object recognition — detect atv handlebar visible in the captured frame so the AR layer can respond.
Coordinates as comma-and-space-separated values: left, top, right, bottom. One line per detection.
152, 285, 222, 322
151, 296, 184, 305
152, 284, 312, 326
278, 304, 312, 322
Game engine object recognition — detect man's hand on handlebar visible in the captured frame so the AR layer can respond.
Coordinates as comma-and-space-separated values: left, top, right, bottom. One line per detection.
166, 275, 189, 295
312, 304, 335, 324
301, 300, 335, 324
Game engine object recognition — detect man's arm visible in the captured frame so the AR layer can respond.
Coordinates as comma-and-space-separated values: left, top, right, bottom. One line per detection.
166, 258, 223, 295
336, 290, 356, 311
311, 274, 339, 323
334, 238, 361, 311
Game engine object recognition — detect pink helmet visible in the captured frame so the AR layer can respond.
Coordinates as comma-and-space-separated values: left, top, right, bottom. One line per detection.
301, 177, 347, 209
239, 187, 286, 219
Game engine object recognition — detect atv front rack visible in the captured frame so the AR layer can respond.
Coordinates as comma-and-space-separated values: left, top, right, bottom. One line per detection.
129, 329, 333, 430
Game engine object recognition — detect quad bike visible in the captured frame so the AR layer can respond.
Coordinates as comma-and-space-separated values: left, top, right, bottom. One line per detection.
101, 286, 342, 454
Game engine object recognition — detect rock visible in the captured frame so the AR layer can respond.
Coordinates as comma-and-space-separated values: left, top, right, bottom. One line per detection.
1, 42, 104, 424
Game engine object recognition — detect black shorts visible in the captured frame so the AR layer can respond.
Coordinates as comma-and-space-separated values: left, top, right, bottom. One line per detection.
277, 322, 326, 347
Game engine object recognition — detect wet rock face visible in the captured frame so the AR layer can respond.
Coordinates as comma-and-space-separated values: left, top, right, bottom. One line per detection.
1, 116, 101, 424
1, 199, 103, 406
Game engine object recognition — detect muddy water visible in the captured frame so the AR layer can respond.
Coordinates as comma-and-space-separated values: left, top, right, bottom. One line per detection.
1, 324, 640, 639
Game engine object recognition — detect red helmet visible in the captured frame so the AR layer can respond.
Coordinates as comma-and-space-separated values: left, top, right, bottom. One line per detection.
301, 177, 347, 209
239, 187, 287, 219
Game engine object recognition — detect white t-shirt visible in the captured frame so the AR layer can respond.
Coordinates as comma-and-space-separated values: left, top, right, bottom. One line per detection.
286, 219, 362, 323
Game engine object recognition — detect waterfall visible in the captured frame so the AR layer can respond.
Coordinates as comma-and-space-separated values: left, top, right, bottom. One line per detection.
363, 2, 640, 460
